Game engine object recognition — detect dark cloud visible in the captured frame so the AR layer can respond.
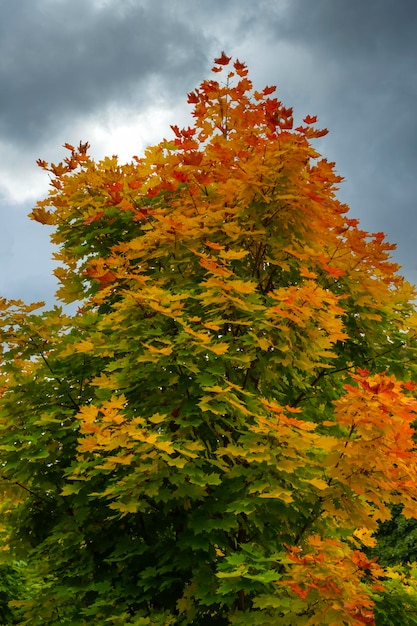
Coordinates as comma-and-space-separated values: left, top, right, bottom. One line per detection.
1, 0, 417, 304
0, 0, 210, 145
268, 0, 417, 275
284, 0, 417, 59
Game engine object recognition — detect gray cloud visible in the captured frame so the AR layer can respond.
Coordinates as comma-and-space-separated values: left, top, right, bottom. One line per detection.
0, 0, 210, 145
268, 0, 417, 274
284, 0, 417, 59
1, 0, 417, 304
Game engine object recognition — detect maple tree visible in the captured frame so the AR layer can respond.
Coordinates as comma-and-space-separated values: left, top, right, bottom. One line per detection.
1, 53, 417, 624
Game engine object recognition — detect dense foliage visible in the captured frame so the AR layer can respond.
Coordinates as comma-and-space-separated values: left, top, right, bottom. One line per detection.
1, 53, 417, 624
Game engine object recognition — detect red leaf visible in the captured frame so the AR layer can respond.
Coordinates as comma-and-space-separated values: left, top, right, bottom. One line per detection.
170, 125, 182, 139
98, 270, 117, 286
233, 59, 248, 76
108, 182, 123, 193
213, 51, 232, 66
303, 115, 317, 125
173, 170, 188, 183
83, 211, 104, 225
128, 179, 142, 190
187, 91, 199, 104
183, 152, 203, 166
356, 368, 370, 377
346, 218, 360, 227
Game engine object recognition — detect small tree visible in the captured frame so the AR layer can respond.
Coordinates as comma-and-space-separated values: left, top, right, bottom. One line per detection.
1, 52, 417, 624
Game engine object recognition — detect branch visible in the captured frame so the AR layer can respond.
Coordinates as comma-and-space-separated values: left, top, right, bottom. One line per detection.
291, 335, 415, 408
0, 474, 51, 505
28, 335, 80, 411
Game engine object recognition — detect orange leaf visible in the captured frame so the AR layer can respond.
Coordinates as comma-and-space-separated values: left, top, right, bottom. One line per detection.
83, 211, 105, 225
187, 91, 199, 104
213, 51, 232, 66
303, 115, 317, 124
30, 207, 56, 225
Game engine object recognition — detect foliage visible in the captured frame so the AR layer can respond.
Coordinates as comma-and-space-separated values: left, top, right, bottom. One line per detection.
0, 562, 25, 624
1, 52, 417, 624
373, 565, 417, 625
371, 504, 417, 567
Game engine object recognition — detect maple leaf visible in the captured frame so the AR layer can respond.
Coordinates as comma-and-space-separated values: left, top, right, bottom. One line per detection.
187, 90, 199, 104
233, 59, 248, 76
30, 207, 56, 224
3, 53, 417, 626
303, 114, 317, 124
170, 124, 182, 139
83, 211, 105, 225
213, 51, 232, 65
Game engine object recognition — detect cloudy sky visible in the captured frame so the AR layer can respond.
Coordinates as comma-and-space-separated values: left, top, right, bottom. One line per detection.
1, 0, 417, 306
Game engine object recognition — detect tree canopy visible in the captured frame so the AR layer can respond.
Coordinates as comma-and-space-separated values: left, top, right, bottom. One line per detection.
1, 53, 417, 624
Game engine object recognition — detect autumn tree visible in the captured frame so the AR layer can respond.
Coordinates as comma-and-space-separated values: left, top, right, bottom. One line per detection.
1, 53, 417, 624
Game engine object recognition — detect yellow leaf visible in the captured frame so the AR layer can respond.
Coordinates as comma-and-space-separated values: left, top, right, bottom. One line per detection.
207, 343, 228, 355
148, 413, 167, 424
155, 440, 175, 454
182, 325, 210, 344
77, 436, 99, 453
142, 343, 173, 356
203, 321, 222, 331
225, 397, 254, 416
30, 206, 56, 225
219, 249, 249, 261
259, 489, 293, 503
202, 385, 230, 394
74, 339, 95, 353
353, 528, 377, 548
229, 279, 257, 294
257, 336, 270, 350
91, 372, 118, 390
307, 477, 330, 491
106, 454, 135, 466
61, 483, 83, 496
109, 501, 139, 514
77, 404, 99, 422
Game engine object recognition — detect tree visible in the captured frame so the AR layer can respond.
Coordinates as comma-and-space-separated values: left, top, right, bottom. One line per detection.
1, 52, 417, 624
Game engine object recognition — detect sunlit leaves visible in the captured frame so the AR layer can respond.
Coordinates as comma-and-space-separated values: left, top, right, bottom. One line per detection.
1, 54, 417, 624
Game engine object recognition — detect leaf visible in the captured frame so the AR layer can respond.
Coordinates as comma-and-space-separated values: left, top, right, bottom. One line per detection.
148, 413, 167, 424
303, 115, 317, 125
307, 477, 330, 491
206, 343, 229, 355
30, 207, 56, 224
259, 489, 293, 503
83, 211, 105, 225
3, 52, 417, 626
213, 51, 232, 65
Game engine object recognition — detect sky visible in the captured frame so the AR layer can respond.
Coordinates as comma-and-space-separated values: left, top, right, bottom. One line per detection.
1, 0, 417, 306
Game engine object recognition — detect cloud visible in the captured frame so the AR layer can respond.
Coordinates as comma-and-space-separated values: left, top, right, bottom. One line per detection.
0, 0, 210, 146
1, 0, 417, 304
0, 193, 56, 304
284, 0, 417, 60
